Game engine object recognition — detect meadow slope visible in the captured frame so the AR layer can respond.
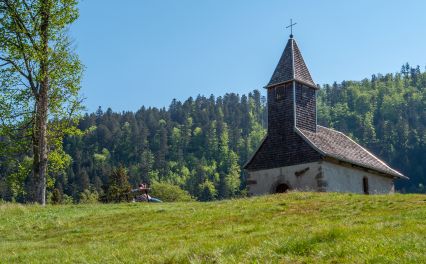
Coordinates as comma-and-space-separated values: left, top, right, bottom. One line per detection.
1, 192, 426, 263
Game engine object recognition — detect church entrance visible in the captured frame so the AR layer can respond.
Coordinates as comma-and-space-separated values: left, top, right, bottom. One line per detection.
275, 183, 290, 193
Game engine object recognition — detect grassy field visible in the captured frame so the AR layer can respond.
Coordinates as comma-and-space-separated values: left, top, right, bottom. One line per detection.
1, 192, 426, 263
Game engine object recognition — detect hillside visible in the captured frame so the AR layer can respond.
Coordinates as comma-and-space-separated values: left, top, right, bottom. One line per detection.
1, 192, 426, 263
1, 65, 425, 202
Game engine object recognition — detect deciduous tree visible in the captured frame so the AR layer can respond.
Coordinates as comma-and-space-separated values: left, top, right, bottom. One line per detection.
0, 0, 83, 204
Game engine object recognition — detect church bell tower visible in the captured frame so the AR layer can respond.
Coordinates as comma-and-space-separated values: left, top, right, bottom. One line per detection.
266, 35, 318, 134
244, 31, 322, 171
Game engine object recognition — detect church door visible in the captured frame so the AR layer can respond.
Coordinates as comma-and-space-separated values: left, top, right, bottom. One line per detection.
275, 183, 290, 193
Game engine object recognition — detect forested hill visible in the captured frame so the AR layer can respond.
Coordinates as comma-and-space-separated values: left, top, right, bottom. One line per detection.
1, 65, 424, 202
61, 64, 424, 199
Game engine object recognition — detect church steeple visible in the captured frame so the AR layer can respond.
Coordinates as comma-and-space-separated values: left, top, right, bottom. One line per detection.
266, 37, 316, 88
265, 35, 318, 134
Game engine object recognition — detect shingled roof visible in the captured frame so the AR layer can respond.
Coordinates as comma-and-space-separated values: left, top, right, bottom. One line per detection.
267, 37, 316, 88
296, 126, 407, 179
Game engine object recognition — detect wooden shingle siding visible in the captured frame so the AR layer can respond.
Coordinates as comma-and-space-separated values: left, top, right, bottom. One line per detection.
245, 82, 321, 171
295, 83, 316, 132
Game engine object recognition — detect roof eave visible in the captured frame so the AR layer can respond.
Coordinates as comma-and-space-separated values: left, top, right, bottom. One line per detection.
243, 134, 268, 170
264, 79, 319, 89
294, 127, 408, 180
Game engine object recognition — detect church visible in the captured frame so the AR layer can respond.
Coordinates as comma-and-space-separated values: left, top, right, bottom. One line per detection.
243, 31, 407, 195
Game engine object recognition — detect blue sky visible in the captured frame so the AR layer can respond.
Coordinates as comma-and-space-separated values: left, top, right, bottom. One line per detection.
71, 0, 426, 112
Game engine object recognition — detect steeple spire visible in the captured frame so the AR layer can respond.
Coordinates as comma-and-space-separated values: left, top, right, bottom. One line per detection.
266, 37, 316, 88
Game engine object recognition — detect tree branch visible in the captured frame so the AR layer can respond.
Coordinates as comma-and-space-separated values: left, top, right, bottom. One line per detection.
13, 29, 38, 96
0, 56, 30, 79
3, 0, 38, 50
22, 0, 38, 25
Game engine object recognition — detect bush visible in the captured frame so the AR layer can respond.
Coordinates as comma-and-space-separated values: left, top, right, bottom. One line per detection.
79, 189, 99, 204
198, 180, 217, 201
150, 182, 193, 202
62, 194, 74, 204
105, 166, 131, 203
51, 188, 62, 205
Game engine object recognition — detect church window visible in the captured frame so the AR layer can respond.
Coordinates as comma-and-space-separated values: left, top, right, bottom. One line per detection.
302, 85, 309, 98
275, 87, 285, 101
275, 83, 292, 101
363, 177, 369, 194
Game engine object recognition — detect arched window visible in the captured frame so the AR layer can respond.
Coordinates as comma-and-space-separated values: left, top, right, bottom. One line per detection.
363, 177, 369, 195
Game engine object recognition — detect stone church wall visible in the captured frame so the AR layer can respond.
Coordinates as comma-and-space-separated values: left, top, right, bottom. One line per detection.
322, 162, 394, 194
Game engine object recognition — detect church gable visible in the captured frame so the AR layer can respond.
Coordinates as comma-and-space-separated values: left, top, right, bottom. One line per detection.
244, 132, 321, 171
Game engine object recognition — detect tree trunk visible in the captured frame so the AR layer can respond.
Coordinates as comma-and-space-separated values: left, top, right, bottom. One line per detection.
35, 87, 48, 205
32, 0, 50, 205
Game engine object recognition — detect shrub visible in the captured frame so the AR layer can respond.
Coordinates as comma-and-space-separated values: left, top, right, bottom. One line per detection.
105, 166, 131, 203
198, 180, 217, 201
51, 188, 62, 205
150, 182, 193, 202
62, 194, 74, 204
79, 189, 99, 204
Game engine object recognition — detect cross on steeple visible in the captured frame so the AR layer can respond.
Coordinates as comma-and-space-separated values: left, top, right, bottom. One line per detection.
286, 19, 297, 38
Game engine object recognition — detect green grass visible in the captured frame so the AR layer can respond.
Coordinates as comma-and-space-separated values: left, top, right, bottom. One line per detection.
1, 192, 426, 263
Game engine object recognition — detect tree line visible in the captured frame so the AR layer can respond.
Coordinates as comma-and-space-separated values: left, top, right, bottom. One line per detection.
1, 64, 425, 203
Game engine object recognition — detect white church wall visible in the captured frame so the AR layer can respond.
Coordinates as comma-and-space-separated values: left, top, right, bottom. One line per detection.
247, 160, 395, 195
247, 161, 323, 195
322, 161, 395, 194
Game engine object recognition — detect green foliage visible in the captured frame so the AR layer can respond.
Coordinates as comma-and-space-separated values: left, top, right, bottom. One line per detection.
1, 65, 424, 203
104, 166, 131, 203
79, 189, 99, 204
0, 0, 84, 204
150, 182, 193, 202
198, 180, 217, 201
6, 156, 32, 201
223, 151, 241, 198
53, 90, 267, 202
51, 188, 62, 205
61, 194, 74, 205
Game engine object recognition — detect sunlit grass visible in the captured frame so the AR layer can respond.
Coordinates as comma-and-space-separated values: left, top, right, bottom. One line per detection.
1, 192, 426, 263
